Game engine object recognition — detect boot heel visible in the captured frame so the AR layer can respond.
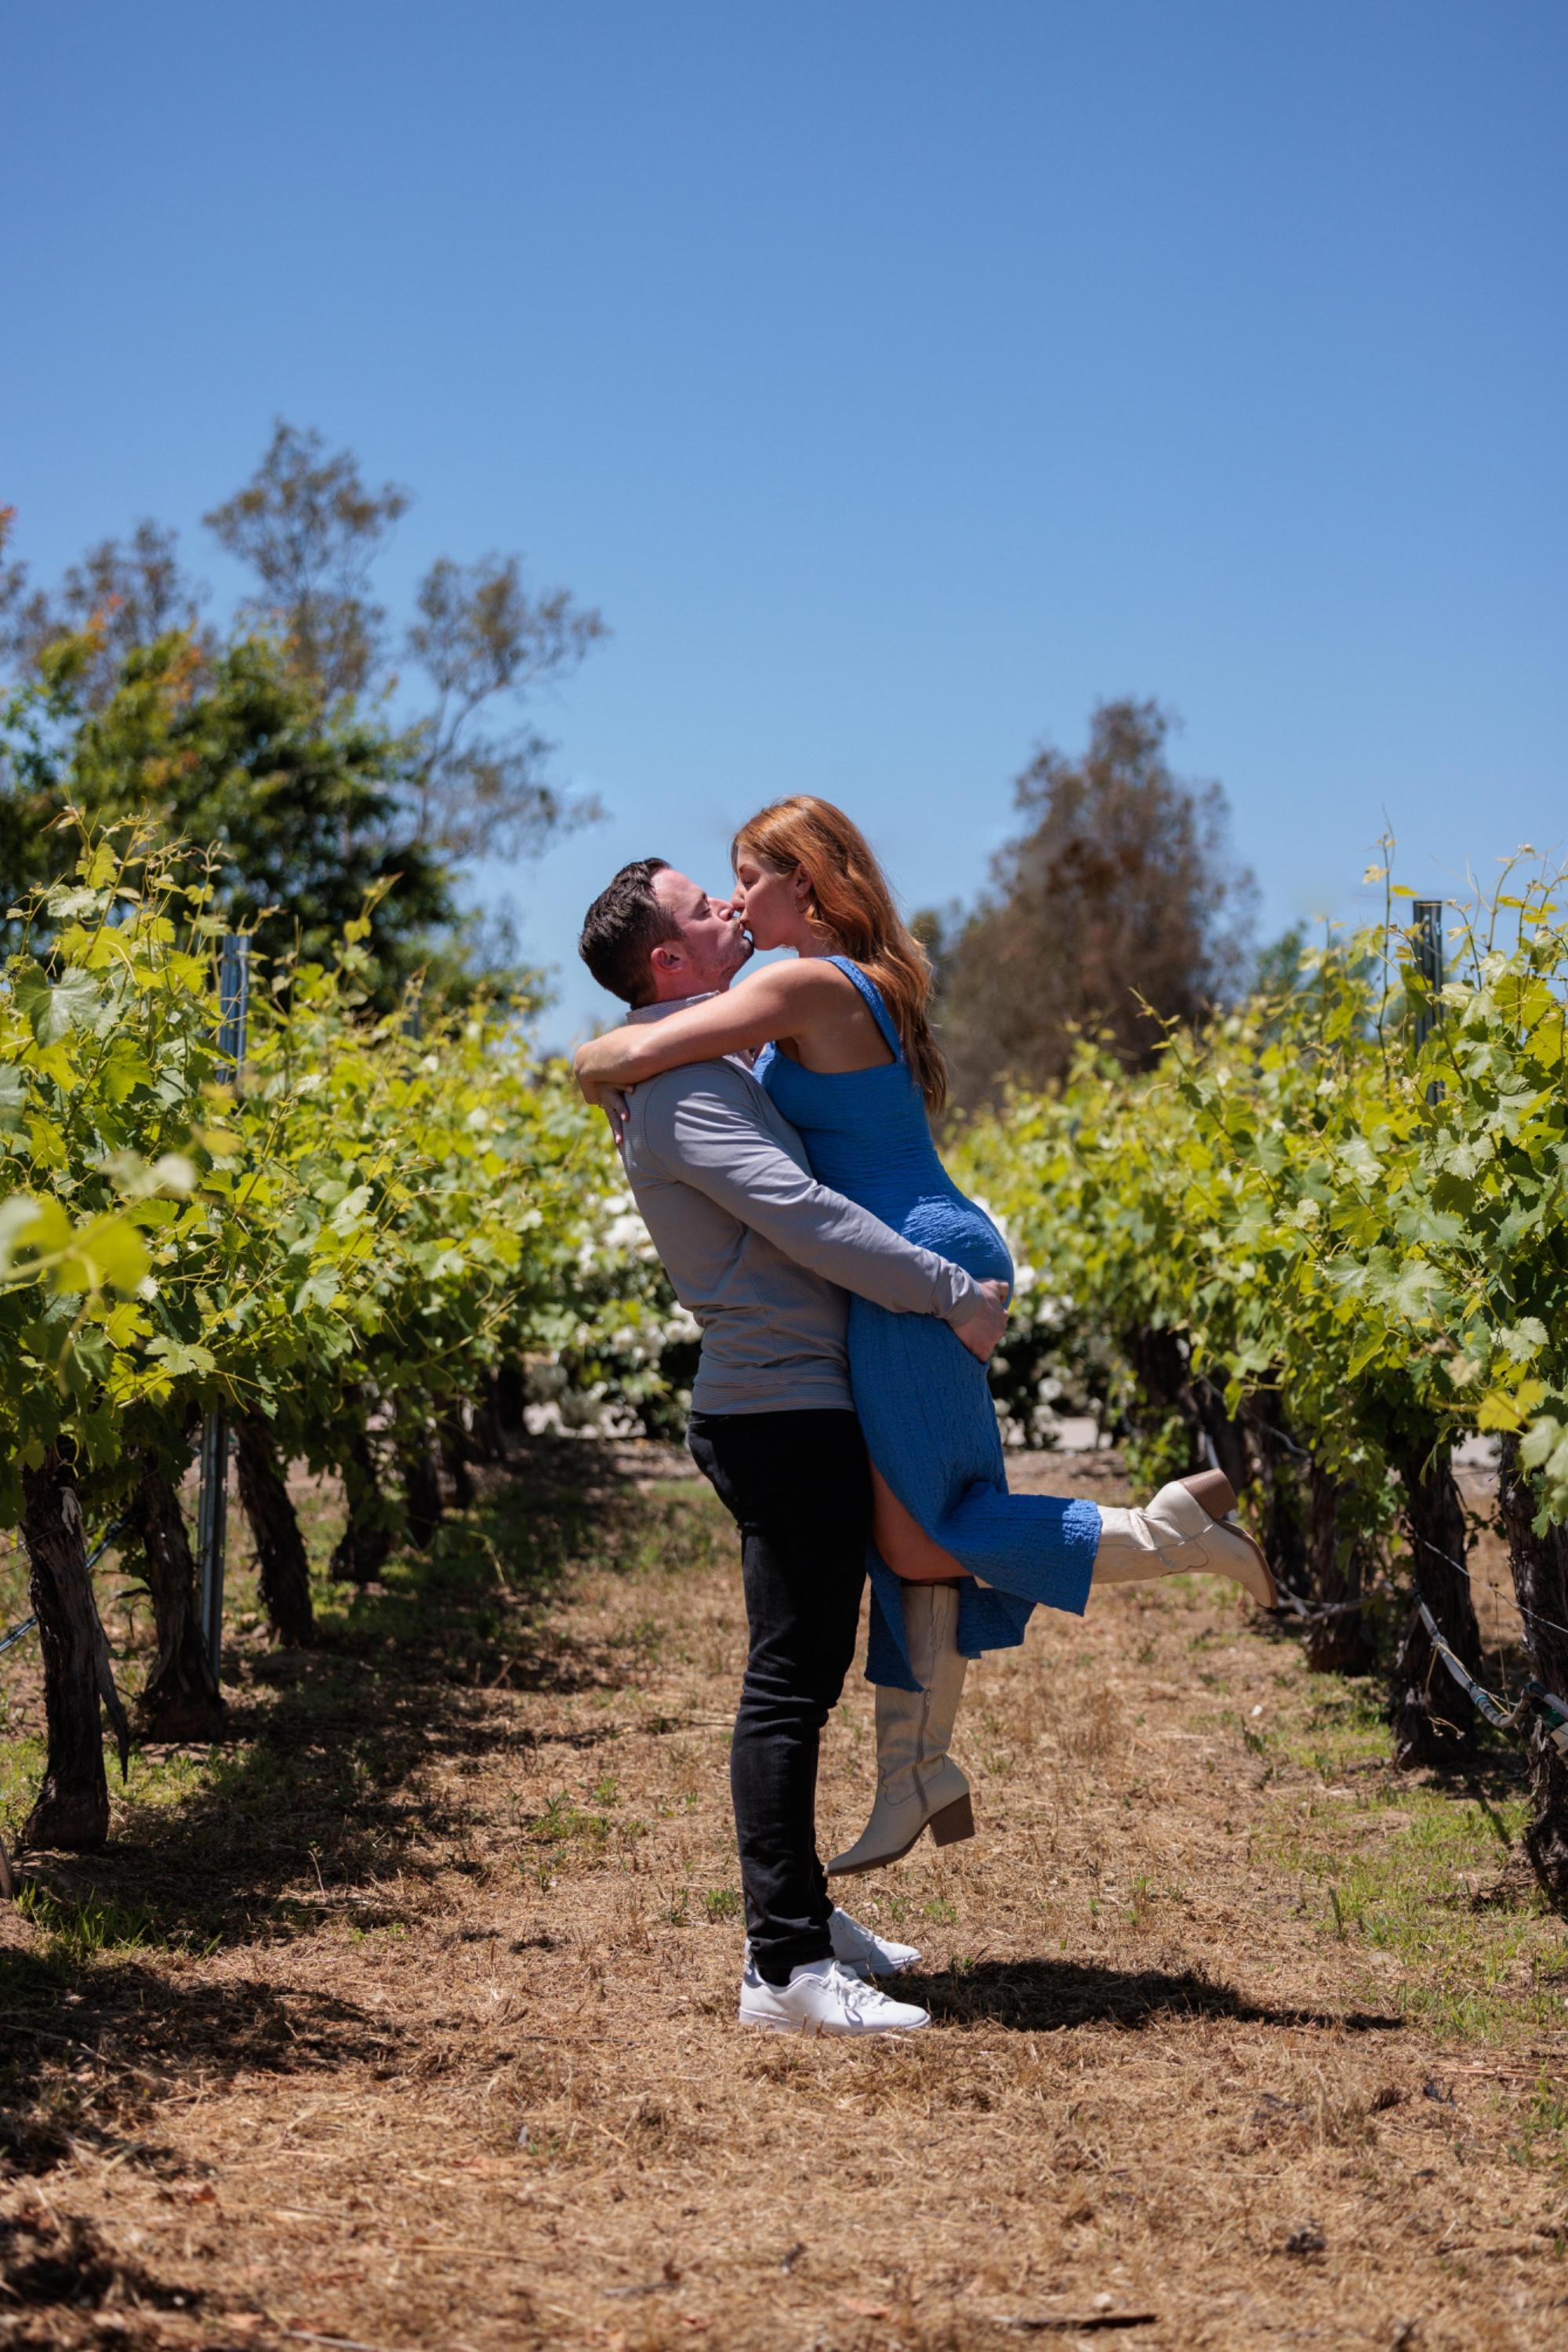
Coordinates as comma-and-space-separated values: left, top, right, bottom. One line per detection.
1181, 1468, 1236, 1519
929, 1793, 975, 1847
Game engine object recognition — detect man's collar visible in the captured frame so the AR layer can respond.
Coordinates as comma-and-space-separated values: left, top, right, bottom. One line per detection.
628, 990, 719, 1024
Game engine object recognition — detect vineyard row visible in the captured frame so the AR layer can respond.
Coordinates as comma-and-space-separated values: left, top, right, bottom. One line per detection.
3, 833, 1567, 1887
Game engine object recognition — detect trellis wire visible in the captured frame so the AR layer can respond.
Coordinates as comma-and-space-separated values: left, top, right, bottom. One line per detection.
1189, 1370, 1568, 1647
1274, 1581, 1389, 1626
1189, 1360, 1568, 1744
1414, 1592, 1568, 1753
1410, 1529, 1568, 1649
1272, 1526, 1568, 1743
0, 1522, 127, 1661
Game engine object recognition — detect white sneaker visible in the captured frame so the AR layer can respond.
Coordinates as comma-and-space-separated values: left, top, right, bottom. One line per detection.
737, 1956, 931, 2035
742, 1909, 921, 1980
829, 1907, 921, 1976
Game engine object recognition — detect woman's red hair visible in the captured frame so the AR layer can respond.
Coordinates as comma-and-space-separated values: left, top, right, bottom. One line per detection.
731, 796, 948, 1116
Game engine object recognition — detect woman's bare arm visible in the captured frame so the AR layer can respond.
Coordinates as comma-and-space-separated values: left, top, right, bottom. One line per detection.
574, 961, 848, 1098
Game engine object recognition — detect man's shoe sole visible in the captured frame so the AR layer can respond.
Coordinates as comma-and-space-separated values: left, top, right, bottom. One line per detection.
736, 2006, 931, 2035
828, 1791, 975, 1876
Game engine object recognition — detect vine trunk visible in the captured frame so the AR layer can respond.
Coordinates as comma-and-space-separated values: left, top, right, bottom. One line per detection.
20, 1448, 111, 1849
235, 1417, 314, 1645
1391, 1439, 1483, 1767
1499, 1434, 1568, 1904
127, 1457, 227, 1741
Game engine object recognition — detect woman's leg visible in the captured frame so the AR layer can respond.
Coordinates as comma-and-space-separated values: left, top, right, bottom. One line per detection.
870, 1463, 971, 1584
833, 1451, 978, 1880
837, 1472, 1276, 1879
910, 1470, 1275, 1613
829, 1577, 975, 1877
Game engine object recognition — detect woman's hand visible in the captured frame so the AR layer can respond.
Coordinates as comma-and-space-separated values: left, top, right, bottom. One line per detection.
956, 1277, 1009, 1363
574, 1053, 623, 1109
573, 1047, 632, 1142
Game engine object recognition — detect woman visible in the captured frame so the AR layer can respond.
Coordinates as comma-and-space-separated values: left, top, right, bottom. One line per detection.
574, 797, 1274, 1873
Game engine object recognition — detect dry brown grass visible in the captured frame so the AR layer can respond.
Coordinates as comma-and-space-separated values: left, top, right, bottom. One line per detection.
2, 1443, 1566, 2352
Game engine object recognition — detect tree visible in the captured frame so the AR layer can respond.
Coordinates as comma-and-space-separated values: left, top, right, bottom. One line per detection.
936, 699, 1257, 1109
404, 552, 604, 861
206, 421, 606, 862
0, 514, 207, 710
1, 630, 456, 992
204, 419, 409, 705
4, 420, 608, 894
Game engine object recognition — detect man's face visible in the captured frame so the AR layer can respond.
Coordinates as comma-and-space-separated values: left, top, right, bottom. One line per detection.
647, 868, 753, 1000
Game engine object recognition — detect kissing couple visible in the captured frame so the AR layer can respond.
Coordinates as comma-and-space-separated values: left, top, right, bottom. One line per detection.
575, 797, 1276, 2036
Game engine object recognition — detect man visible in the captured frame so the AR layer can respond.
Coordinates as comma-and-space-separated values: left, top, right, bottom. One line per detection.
577, 858, 1007, 2037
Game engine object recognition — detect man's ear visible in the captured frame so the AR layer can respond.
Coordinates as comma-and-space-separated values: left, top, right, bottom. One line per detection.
650, 939, 686, 978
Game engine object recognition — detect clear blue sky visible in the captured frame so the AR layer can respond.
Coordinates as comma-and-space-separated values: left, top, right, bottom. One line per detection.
6, 3, 1563, 1044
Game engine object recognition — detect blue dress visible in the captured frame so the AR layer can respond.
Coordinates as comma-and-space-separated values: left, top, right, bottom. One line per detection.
755, 957, 1101, 1691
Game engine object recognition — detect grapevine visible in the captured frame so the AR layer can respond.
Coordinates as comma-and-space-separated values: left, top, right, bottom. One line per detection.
953, 855, 1568, 1882
0, 822, 666, 1845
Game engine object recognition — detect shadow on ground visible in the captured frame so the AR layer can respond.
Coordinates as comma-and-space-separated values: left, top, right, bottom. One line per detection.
919, 1955, 1405, 2034
0, 1442, 715, 2132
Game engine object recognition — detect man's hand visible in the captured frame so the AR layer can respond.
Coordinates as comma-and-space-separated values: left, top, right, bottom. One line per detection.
956, 1277, 1009, 1363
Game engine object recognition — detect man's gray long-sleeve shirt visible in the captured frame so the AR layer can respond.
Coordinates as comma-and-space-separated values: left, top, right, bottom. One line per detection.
617, 1005, 985, 1415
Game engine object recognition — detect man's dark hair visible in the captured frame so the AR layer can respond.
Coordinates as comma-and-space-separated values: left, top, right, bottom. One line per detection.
578, 857, 677, 1007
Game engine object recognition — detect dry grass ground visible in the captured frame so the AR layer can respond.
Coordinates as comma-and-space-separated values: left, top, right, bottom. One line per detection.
2, 1442, 1566, 2352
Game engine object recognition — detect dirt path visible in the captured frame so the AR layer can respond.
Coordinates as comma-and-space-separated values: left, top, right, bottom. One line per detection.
2, 1443, 1566, 2351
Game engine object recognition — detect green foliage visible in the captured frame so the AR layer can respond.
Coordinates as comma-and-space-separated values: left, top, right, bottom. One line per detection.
0, 822, 687, 1536
953, 853, 1568, 1530
2, 422, 609, 993
2, 632, 455, 994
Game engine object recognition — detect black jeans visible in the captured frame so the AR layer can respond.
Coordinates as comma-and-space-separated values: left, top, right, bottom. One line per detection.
687, 1406, 872, 1986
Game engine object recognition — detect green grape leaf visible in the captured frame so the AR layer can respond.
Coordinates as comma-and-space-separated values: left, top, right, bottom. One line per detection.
13, 964, 104, 1044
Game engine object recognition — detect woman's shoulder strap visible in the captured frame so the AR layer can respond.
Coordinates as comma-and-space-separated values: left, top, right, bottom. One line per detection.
825, 955, 904, 1062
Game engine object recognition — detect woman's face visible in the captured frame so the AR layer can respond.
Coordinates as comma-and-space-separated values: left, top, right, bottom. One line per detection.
731, 850, 811, 951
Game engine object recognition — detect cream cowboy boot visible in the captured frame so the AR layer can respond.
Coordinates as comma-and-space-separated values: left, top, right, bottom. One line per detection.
829, 1581, 975, 1875
1093, 1470, 1276, 1607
